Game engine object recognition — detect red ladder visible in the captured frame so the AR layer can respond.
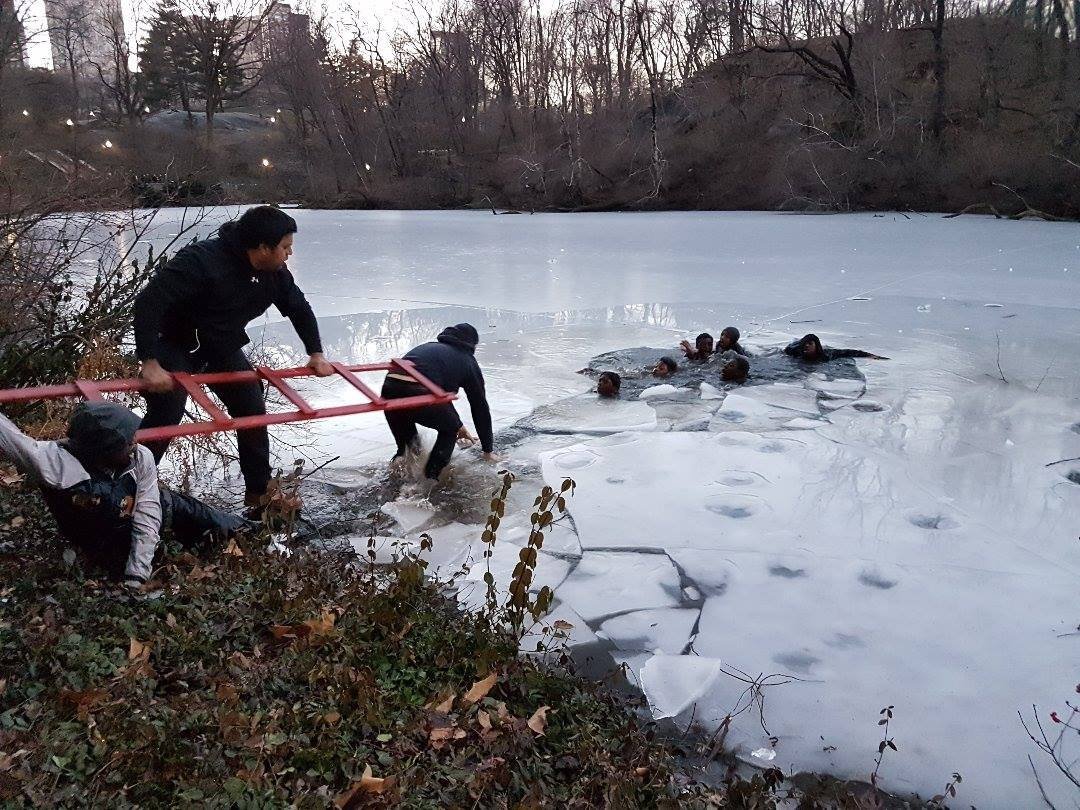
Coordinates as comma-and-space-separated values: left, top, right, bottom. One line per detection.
0, 359, 455, 442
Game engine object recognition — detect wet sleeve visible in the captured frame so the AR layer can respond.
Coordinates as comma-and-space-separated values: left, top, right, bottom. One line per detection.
0, 412, 89, 489
463, 362, 494, 453
782, 340, 801, 357
133, 247, 204, 361
829, 348, 876, 359
274, 270, 324, 356
125, 446, 162, 583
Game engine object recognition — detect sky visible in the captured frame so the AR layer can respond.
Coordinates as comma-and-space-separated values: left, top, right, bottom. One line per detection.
22, 0, 405, 69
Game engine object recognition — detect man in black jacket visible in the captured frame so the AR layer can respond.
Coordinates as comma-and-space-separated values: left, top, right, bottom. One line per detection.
134, 206, 334, 507
382, 324, 496, 481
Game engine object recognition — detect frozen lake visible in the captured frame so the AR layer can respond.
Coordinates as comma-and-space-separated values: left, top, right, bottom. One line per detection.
147, 209, 1080, 807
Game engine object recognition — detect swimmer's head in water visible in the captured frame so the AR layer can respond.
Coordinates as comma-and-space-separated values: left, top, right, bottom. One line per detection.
719, 326, 741, 351
695, 333, 714, 357
653, 356, 678, 378
597, 371, 621, 398
721, 355, 750, 383
799, 333, 824, 360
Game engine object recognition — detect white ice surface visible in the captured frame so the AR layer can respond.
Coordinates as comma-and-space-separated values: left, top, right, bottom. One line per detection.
599, 608, 700, 655
138, 209, 1080, 808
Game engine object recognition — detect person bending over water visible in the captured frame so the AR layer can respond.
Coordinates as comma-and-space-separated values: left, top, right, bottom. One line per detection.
680, 333, 714, 362
784, 333, 888, 362
381, 323, 496, 481
597, 371, 621, 398
653, 356, 679, 378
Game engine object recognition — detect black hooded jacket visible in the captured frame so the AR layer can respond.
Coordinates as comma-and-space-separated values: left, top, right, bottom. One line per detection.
784, 334, 876, 362
401, 324, 494, 452
133, 221, 323, 362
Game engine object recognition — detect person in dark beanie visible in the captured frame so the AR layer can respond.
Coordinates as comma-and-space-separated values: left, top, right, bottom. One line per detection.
0, 402, 251, 587
133, 206, 334, 509
381, 324, 496, 482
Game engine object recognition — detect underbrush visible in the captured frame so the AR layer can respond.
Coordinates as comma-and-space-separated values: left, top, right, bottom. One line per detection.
0, 481, 724, 808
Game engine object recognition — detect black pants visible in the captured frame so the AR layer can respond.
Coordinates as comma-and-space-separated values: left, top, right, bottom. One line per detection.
140, 342, 271, 497
381, 377, 461, 480
80, 489, 248, 578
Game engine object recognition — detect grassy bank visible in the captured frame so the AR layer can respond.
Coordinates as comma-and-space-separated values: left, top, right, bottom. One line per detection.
0, 477, 729, 808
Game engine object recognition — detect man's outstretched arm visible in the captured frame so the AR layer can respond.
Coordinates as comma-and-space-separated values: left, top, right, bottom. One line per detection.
275, 271, 333, 375
0, 412, 88, 490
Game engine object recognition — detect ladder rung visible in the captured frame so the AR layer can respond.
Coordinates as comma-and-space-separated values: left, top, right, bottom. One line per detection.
173, 372, 232, 425
256, 366, 316, 416
331, 361, 384, 405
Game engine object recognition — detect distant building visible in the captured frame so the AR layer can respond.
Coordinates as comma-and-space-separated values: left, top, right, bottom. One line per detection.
243, 1, 311, 75
45, 0, 123, 81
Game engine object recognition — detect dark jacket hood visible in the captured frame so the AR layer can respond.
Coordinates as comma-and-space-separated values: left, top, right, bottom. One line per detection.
437, 323, 479, 354
66, 402, 141, 458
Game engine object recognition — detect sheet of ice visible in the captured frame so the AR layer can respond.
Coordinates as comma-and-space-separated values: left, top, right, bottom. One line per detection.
514, 393, 657, 434
599, 608, 699, 654
381, 498, 438, 533
639, 654, 725, 719
555, 551, 682, 621
735, 382, 822, 414
639, 384, 695, 400
709, 393, 819, 432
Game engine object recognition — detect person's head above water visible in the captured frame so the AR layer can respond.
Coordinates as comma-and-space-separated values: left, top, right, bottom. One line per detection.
719, 326, 741, 351
797, 333, 825, 360
695, 333, 714, 357
597, 371, 621, 398
653, 356, 679, 378
223, 206, 298, 273
65, 401, 141, 472
436, 323, 480, 354
721, 354, 750, 383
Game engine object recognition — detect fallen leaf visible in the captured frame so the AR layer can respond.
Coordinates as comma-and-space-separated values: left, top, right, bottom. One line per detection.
428, 726, 466, 749
462, 672, 498, 706
323, 711, 341, 725
335, 765, 392, 808
270, 624, 300, 641
552, 619, 574, 631
165, 613, 177, 629
477, 710, 492, 730
0, 467, 24, 486
128, 638, 151, 662
527, 706, 550, 736
188, 564, 218, 581
634, 766, 650, 777
494, 701, 510, 720
224, 538, 244, 557
432, 694, 454, 714
8, 516, 24, 528
302, 609, 336, 636
216, 682, 238, 703
59, 688, 109, 719
0, 678, 6, 696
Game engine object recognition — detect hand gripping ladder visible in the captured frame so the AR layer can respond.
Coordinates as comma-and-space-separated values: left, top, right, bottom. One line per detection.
0, 359, 455, 443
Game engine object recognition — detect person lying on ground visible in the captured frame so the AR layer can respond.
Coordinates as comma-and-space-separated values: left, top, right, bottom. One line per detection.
784, 333, 888, 362
597, 371, 621, 398
381, 323, 497, 482
0, 402, 252, 589
652, 356, 679, 378
679, 333, 714, 363
720, 353, 750, 383
718, 326, 747, 356
133, 206, 335, 514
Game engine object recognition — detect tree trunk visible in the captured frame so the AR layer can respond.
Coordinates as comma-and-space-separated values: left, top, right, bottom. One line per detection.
931, 0, 946, 137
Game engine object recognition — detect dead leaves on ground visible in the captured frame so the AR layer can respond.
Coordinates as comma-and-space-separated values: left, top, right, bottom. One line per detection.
269, 609, 338, 646
422, 672, 552, 752
334, 764, 395, 808
120, 637, 154, 679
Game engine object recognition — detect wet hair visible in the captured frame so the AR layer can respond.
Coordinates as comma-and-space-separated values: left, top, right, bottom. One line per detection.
696, 332, 713, 348
800, 333, 824, 357
721, 326, 740, 343
733, 355, 750, 378
598, 371, 621, 390
658, 356, 679, 373
228, 206, 298, 250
